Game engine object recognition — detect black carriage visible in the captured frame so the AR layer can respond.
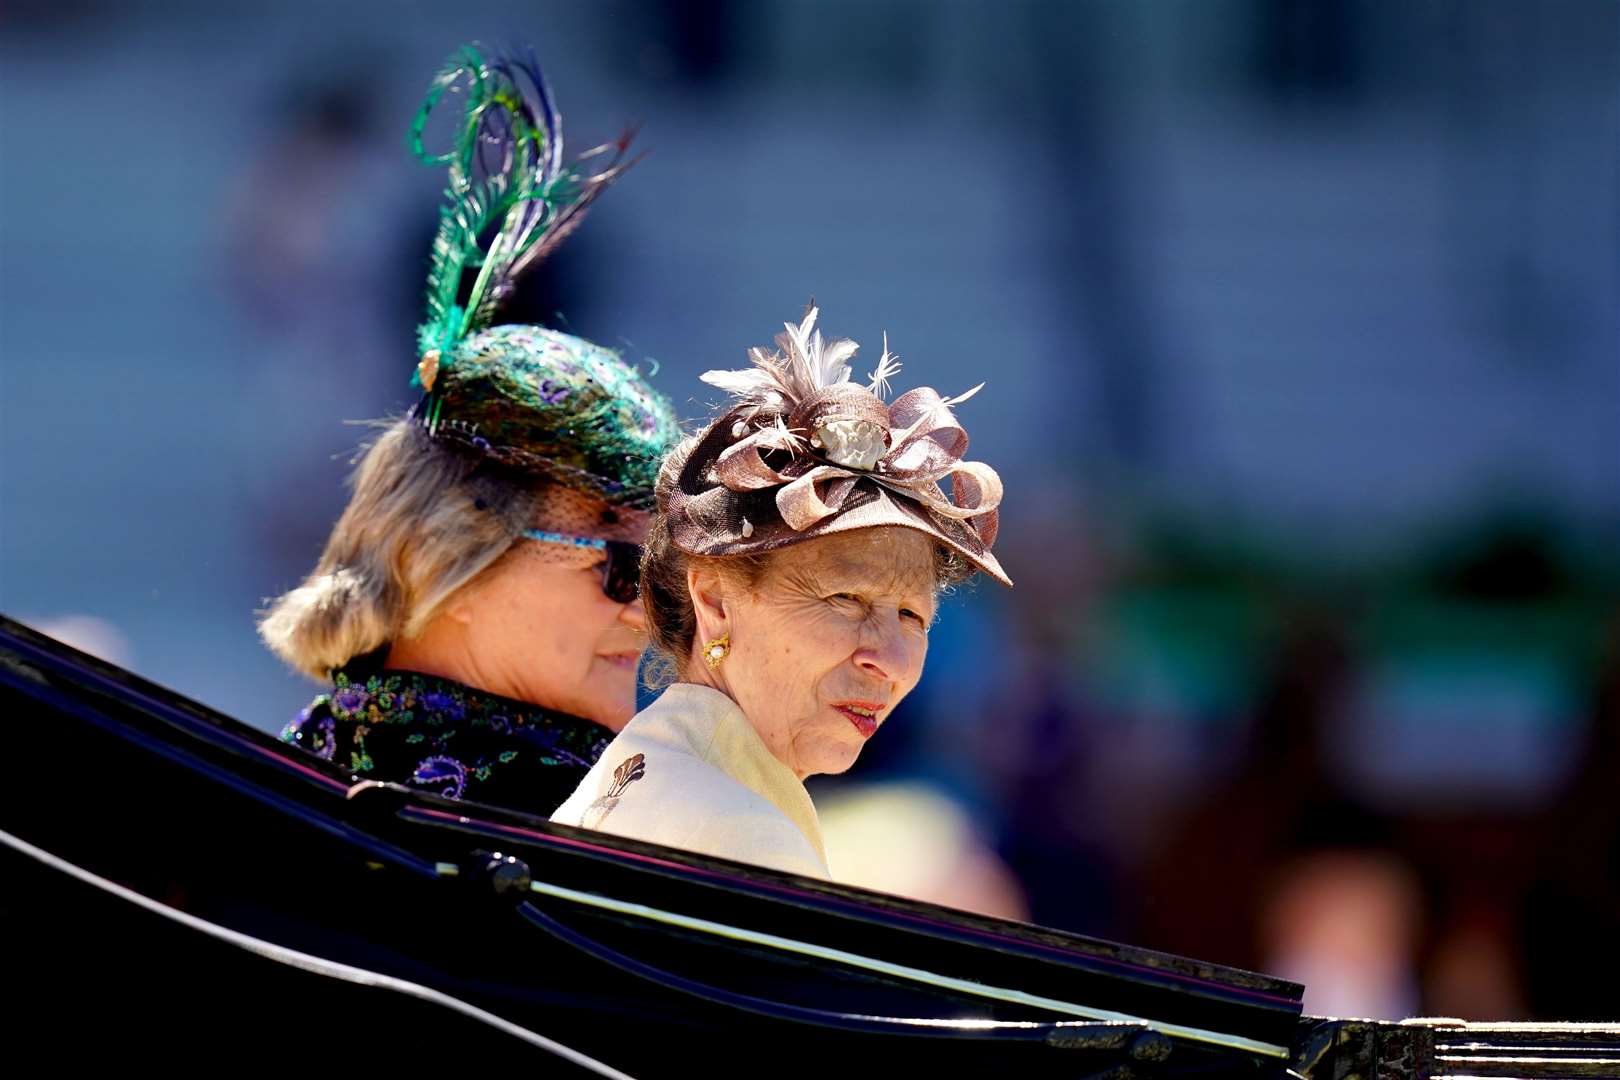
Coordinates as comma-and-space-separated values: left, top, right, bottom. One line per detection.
3, 615, 1612, 1078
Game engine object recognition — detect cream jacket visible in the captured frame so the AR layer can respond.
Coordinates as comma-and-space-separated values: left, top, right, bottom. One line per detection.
551, 683, 830, 879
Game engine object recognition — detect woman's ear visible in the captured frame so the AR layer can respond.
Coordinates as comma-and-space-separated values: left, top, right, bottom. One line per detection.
686, 563, 729, 641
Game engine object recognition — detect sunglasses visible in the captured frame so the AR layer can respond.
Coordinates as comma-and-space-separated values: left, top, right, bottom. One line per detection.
520, 529, 642, 604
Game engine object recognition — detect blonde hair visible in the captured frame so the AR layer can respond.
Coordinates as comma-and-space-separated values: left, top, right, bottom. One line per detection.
258, 420, 539, 680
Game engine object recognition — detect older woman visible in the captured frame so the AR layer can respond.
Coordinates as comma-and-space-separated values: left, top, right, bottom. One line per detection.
552, 307, 1009, 877
260, 46, 679, 817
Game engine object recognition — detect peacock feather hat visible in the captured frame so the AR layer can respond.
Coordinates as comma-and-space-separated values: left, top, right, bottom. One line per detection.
406, 45, 678, 508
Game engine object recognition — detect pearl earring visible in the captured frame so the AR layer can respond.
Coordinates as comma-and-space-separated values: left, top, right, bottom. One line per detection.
702, 632, 730, 669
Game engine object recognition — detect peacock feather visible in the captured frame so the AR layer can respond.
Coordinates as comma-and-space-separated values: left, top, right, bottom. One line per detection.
409, 44, 637, 390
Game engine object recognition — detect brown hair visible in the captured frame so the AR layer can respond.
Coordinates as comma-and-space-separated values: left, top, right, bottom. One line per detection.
257, 420, 541, 680
639, 435, 972, 689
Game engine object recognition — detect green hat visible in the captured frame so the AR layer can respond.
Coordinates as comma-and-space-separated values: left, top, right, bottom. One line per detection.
407, 45, 678, 508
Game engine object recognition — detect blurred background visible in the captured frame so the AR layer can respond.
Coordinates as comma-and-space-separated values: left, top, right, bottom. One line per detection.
3, 0, 1617, 1022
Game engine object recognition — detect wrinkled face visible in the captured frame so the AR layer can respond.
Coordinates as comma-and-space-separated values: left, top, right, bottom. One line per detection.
692, 527, 937, 779
454, 494, 649, 730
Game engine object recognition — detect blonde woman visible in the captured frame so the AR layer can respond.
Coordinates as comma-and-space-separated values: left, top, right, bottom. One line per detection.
260, 46, 678, 816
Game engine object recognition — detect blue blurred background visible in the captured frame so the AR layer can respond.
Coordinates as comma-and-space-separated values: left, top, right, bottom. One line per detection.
3, 0, 1617, 1021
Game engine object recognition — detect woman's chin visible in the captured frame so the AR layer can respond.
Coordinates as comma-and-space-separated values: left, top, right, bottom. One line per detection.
803, 738, 866, 779
577, 660, 639, 729
577, 697, 635, 732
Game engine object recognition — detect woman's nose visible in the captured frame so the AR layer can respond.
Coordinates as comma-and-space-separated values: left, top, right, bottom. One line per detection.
854, 620, 916, 684
619, 592, 648, 631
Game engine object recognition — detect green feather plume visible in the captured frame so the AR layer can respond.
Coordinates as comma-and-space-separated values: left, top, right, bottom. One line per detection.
409, 44, 638, 380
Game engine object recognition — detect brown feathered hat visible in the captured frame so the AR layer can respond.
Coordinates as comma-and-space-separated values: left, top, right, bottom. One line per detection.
663, 305, 1010, 586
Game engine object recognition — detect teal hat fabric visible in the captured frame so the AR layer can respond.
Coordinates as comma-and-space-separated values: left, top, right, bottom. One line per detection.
425, 324, 680, 508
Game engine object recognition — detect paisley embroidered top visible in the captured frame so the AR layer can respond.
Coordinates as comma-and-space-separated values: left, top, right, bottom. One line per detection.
280, 664, 613, 819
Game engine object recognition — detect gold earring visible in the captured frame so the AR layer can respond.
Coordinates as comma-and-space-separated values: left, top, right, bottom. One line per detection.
702, 632, 730, 669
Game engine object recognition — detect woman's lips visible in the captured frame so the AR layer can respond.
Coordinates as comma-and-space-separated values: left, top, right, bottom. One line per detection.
833, 702, 883, 739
